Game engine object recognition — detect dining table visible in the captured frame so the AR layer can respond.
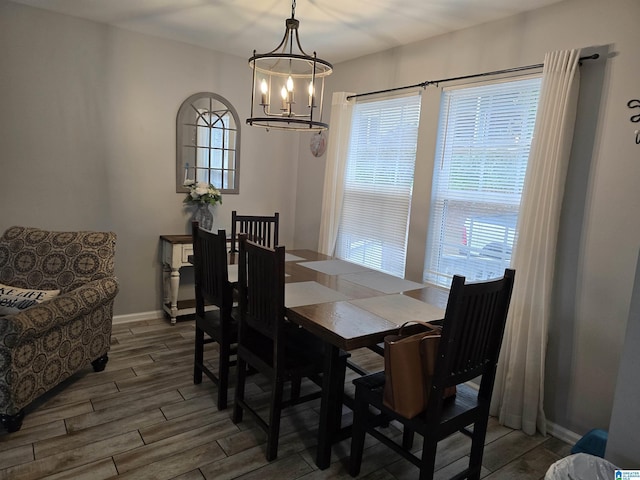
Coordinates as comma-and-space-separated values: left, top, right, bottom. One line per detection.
276, 249, 450, 470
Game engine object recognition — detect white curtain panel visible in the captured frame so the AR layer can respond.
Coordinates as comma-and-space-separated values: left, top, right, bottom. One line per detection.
490, 49, 581, 435
318, 92, 355, 256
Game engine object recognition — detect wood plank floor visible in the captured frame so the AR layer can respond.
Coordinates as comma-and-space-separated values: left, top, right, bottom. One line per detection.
0, 316, 572, 479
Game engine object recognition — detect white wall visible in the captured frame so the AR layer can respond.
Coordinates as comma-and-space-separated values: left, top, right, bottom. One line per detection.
606, 250, 640, 468
296, 0, 640, 438
0, 0, 298, 317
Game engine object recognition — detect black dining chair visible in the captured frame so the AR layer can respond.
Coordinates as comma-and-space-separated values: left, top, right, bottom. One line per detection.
349, 269, 515, 480
191, 222, 237, 410
232, 234, 339, 461
229, 210, 279, 253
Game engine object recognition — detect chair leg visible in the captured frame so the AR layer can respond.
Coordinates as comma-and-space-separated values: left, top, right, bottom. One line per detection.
290, 376, 301, 402
232, 357, 247, 424
91, 354, 108, 372
419, 437, 438, 480
217, 338, 230, 410
266, 378, 284, 461
0, 410, 25, 433
348, 387, 368, 477
467, 416, 489, 480
194, 327, 204, 384
402, 427, 415, 449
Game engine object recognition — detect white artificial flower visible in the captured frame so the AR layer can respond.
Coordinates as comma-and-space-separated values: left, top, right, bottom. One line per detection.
194, 182, 209, 196
184, 181, 221, 206
183, 179, 195, 187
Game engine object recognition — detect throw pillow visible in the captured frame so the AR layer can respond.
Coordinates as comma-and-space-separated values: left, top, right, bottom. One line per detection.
0, 283, 60, 316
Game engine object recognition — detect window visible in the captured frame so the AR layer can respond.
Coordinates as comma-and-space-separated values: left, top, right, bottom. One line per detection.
424, 76, 541, 287
176, 92, 240, 194
335, 93, 421, 278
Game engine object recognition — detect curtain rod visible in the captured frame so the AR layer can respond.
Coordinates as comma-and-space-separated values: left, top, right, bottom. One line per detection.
346, 53, 599, 101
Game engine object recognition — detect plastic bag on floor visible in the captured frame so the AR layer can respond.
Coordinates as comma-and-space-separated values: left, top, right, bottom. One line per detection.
545, 453, 619, 480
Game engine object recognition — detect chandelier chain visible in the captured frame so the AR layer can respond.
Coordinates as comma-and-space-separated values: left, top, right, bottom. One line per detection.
291, 0, 296, 18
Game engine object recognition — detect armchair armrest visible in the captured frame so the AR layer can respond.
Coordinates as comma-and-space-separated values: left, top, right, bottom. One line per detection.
0, 277, 119, 347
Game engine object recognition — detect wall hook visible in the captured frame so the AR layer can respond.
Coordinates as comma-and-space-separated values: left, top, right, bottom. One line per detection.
636, 130, 640, 145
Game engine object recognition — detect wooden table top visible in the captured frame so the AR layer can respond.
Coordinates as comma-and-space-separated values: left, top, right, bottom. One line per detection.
160, 234, 193, 244
186, 244, 448, 350
283, 249, 449, 351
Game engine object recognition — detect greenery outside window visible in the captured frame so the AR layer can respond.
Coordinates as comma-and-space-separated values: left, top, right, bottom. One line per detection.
176, 92, 240, 194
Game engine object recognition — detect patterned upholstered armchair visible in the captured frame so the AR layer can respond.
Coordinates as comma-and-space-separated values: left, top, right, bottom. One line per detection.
0, 226, 119, 432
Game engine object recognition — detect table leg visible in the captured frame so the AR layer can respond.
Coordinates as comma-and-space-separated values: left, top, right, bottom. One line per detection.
316, 343, 346, 470
169, 267, 180, 325
162, 264, 171, 304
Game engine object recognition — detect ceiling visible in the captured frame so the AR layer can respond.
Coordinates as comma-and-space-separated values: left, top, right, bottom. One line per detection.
10, 0, 564, 64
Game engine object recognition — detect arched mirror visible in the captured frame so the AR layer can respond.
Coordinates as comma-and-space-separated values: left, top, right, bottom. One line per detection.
176, 92, 240, 194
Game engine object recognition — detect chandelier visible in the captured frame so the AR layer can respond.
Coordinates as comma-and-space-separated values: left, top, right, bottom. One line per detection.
247, 0, 332, 132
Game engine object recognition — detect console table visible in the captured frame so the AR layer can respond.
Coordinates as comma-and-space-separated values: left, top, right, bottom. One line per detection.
160, 234, 194, 324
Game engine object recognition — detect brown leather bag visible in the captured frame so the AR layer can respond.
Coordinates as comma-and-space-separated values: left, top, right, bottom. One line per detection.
383, 321, 456, 418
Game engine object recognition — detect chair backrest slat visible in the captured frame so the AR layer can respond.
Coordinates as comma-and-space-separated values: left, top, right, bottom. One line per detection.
238, 233, 286, 343
230, 211, 279, 252
192, 223, 230, 313
427, 269, 515, 414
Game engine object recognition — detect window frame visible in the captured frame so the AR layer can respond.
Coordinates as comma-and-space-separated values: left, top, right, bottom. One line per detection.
423, 74, 542, 287
176, 92, 240, 194
334, 92, 422, 278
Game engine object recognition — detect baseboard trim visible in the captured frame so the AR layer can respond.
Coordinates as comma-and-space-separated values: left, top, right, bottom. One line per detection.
113, 310, 164, 324
546, 419, 581, 446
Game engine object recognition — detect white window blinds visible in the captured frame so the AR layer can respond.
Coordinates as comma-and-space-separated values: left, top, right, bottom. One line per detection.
335, 93, 421, 278
424, 76, 541, 287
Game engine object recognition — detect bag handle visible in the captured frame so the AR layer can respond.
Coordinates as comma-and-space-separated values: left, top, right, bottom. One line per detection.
397, 320, 441, 335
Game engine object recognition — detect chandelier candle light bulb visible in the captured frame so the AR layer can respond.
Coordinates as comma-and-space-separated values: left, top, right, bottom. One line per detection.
260, 79, 269, 105
286, 76, 295, 104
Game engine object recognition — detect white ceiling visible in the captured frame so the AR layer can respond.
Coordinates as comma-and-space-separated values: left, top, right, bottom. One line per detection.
10, 0, 565, 64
